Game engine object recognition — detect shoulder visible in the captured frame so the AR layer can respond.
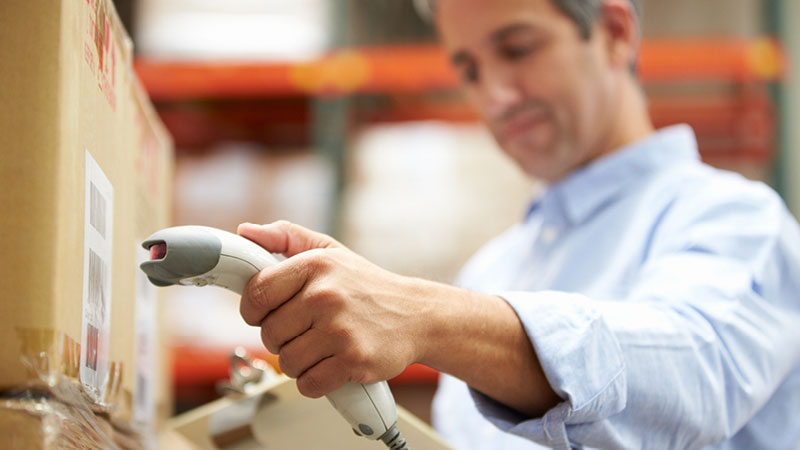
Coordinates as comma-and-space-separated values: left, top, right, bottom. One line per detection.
656, 163, 785, 224
645, 162, 795, 259
454, 223, 527, 288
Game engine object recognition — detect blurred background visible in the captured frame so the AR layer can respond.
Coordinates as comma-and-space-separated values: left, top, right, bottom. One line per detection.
112, 0, 799, 424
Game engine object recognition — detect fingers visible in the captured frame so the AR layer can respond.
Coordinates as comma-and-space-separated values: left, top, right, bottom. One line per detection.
238, 221, 343, 258
296, 356, 349, 399
236, 220, 368, 399
240, 257, 311, 326
276, 328, 333, 379
258, 295, 314, 354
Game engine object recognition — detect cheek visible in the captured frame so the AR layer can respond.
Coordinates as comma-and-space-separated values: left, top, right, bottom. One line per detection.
550, 52, 610, 153
574, 65, 616, 158
515, 59, 578, 136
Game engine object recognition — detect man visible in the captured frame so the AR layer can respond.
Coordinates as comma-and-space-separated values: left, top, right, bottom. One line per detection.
237, 0, 800, 448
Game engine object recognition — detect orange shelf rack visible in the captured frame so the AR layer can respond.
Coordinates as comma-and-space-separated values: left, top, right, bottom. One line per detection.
135, 37, 787, 101
172, 344, 439, 387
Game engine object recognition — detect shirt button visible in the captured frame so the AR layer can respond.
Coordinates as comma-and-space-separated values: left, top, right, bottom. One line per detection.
541, 225, 558, 244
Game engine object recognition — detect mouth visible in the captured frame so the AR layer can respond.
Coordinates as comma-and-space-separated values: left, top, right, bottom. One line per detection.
496, 111, 550, 143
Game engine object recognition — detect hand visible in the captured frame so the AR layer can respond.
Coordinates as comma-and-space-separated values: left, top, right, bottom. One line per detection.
238, 221, 425, 398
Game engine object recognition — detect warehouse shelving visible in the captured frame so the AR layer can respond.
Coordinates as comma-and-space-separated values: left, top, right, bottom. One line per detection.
172, 345, 440, 387
135, 38, 786, 100
136, 37, 785, 164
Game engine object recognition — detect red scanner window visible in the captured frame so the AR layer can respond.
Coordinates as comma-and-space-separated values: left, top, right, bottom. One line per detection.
149, 243, 167, 260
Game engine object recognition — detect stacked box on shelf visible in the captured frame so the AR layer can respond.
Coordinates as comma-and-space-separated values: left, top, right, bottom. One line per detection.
0, 0, 173, 446
341, 122, 537, 284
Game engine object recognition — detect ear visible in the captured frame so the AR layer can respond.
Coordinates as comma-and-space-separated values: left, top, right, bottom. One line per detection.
598, 0, 640, 71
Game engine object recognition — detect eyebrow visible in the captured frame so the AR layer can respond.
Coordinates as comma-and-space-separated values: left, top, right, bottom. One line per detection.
450, 23, 533, 66
489, 23, 537, 43
450, 23, 538, 65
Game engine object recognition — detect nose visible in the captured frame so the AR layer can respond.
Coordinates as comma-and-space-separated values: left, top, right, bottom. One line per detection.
476, 65, 522, 120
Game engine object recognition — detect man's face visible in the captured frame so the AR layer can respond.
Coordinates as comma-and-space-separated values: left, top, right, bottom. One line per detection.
437, 0, 619, 182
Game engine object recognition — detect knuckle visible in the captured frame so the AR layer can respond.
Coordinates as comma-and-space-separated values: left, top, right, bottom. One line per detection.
310, 284, 336, 303
330, 321, 357, 346
274, 220, 294, 236
259, 322, 280, 354
306, 284, 342, 311
306, 249, 333, 271
241, 279, 269, 326
342, 342, 368, 369
350, 368, 374, 385
298, 373, 325, 398
278, 352, 298, 378
239, 295, 255, 326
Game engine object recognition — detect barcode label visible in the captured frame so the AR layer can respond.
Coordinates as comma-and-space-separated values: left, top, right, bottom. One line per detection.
87, 249, 108, 320
85, 324, 99, 371
81, 150, 113, 402
135, 372, 148, 412
89, 182, 107, 238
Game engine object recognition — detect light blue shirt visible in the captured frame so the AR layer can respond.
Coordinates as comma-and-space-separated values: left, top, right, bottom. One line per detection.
432, 125, 800, 450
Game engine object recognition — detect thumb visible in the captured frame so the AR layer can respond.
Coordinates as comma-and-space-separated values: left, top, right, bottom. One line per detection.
237, 220, 343, 257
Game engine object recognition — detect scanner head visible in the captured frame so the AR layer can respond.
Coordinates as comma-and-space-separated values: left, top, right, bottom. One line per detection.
140, 226, 223, 286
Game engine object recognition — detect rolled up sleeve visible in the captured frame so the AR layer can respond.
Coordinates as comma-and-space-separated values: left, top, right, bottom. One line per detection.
466, 204, 800, 449
469, 292, 627, 449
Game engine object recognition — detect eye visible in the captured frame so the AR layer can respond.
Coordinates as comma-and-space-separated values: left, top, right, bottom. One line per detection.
451, 52, 481, 84
498, 43, 536, 61
458, 61, 480, 84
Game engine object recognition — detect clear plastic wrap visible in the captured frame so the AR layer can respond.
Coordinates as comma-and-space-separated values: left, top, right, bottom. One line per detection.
0, 329, 145, 449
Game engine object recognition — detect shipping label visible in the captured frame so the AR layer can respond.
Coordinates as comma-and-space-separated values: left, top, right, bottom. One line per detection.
81, 150, 114, 403
133, 246, 158, 430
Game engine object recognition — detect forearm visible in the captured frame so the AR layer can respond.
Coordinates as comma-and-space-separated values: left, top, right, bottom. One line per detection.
405, 276, 561, 417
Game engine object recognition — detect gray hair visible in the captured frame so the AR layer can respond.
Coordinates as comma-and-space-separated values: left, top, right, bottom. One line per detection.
414, 0, 639, 41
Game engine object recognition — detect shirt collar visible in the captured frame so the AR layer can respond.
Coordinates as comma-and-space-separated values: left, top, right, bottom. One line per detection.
528, 124, 700, 224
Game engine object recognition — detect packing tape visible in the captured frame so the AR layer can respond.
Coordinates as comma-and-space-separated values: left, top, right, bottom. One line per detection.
6, 327, 143, 449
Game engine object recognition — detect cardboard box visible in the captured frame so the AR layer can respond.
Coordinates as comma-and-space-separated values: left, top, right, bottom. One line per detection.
0, 0, 173, 435
342, 122, 537, 283
0, 379, 121, 450
136, 0, 332, 61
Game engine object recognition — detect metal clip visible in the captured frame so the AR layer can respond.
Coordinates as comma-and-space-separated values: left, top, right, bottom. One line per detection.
217, 347, 278, 396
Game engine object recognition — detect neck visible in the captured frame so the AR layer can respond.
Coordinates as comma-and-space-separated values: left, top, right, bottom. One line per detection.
600, 74, 654, 157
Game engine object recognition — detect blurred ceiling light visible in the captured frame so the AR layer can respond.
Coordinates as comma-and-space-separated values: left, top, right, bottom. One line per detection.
135, 0, 331, 61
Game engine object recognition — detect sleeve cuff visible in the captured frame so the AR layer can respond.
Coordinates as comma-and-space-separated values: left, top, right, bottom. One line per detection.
468, 291, 628, 447
469, 388, 575, 449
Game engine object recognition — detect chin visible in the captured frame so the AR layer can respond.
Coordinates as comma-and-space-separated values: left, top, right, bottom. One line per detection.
503, 144, 553, 179
524, 163, 562, 182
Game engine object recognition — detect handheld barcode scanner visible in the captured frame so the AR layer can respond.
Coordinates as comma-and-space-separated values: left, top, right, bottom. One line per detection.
140, 226, 409, 450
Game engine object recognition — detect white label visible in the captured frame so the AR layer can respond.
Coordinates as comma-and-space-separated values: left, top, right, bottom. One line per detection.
133, 246, 158, 432
81, 149, 113, 403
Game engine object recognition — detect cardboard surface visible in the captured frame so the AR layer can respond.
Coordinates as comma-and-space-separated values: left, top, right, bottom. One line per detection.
0, 0, 173, 431
169, 375, 452, 450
